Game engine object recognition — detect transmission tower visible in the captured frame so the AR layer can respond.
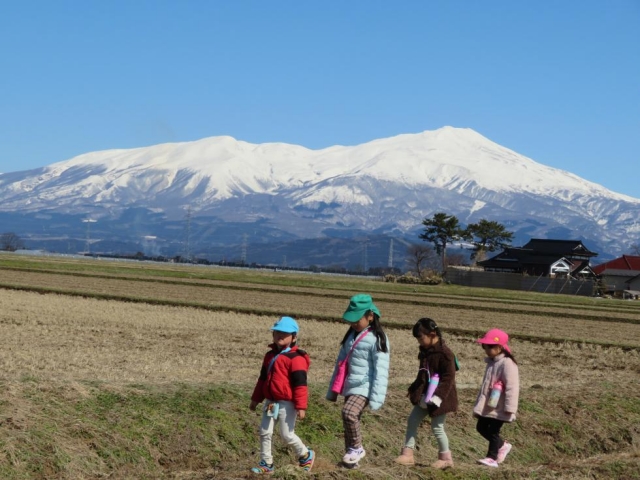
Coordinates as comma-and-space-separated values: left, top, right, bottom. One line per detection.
82, 218, 96, 254
241, 234, 248, 264
388, 238, 394, 269
363, 241, 369, 273
183, 207, 192, 260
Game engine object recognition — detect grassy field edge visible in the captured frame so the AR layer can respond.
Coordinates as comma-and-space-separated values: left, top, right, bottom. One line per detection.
1, 380, 638, 479
2, 283, 638, 352
3, 255, 640, 314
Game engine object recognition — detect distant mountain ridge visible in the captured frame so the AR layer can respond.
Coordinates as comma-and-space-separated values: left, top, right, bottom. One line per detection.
1, 126, 638, 265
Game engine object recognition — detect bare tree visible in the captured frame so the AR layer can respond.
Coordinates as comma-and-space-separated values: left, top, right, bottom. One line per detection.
0, 232, 25, 252
445, 252, 467, 268
406, 243, 438, 276
630, 243, 640, 256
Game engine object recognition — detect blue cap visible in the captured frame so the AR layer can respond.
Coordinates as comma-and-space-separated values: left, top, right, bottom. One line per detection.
270, 316, 299, 334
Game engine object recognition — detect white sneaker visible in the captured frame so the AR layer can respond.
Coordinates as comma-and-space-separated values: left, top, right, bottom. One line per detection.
477, 457, 499, 467
343, 447, 366, 464
497, 442, 512, 463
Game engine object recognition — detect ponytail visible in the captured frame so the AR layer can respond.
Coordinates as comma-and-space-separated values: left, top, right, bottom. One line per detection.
370, 312, 388, 353
412, 317, 443, 341
504, 350, 518, 365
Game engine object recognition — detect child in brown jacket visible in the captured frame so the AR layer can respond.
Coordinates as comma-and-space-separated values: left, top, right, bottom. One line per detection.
395, 318, 458, 469
474, 328, 520, 468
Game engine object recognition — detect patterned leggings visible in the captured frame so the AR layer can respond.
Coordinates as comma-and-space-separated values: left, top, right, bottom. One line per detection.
342, 394, 369, 450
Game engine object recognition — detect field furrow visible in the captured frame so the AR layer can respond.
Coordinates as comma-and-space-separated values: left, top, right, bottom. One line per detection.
1, 269, 639, 347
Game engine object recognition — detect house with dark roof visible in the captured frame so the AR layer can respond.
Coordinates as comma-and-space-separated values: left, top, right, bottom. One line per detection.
592, 255, 640, 298
478, 239, 598, 278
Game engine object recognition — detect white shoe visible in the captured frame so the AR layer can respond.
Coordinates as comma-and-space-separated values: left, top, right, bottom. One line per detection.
477, 457, 499, 467
497, 441, 512, 463
343, 447, 366, 464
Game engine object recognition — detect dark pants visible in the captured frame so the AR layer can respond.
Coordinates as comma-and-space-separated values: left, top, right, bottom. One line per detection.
476, 416, 505, 460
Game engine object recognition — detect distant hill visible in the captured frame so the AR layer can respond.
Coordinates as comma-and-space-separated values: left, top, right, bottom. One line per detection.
2, 126, 638, 267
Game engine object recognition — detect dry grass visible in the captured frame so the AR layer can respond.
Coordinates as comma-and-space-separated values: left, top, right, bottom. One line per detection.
1, 275, 639, 479
5, 266, 640, 319
4, 267, 640, 319
1, 289, 638, 390
1, 269, 639, 348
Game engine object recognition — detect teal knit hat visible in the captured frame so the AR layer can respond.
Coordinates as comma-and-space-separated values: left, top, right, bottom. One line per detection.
342, 294, 381, 323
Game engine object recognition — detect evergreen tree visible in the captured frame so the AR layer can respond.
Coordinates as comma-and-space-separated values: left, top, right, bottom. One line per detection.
464, 219, 514, 262
419, 212, 463, 272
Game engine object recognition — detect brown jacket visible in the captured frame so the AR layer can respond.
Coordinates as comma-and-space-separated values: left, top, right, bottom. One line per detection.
408, 341, 458, 417
473, 353, 520, 422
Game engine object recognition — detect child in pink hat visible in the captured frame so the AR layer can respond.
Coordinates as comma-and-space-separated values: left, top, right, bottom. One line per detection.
473, 329, 520, 468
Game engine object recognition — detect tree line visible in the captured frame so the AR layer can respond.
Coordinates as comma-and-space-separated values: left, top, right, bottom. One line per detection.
409, 212, 514, 275
411, 212, 640, 276
3, 225, 640, 277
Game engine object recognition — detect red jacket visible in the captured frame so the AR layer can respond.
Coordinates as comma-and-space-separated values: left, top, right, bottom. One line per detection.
251, 344, 310, 410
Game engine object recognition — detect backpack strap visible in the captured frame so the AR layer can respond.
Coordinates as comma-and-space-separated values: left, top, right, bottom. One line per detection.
345, 328, 371, 361
267, 347, 291, 373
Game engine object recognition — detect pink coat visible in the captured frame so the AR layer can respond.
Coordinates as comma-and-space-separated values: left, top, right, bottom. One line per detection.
473, 353, 519, 422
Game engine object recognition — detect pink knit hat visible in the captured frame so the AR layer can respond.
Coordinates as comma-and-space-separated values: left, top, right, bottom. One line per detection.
476, 328, 511, 354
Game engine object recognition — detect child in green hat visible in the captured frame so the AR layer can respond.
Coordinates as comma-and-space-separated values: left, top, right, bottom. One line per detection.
326, 294, 390, 468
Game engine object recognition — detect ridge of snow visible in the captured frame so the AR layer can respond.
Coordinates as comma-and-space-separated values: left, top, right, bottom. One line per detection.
24, 126, 637, 206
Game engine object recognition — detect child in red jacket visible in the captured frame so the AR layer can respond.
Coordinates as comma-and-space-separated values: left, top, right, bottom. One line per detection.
249, 317, 314, 474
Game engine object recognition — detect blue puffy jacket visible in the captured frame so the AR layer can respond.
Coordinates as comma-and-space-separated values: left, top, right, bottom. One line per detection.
326, 328, 390, 410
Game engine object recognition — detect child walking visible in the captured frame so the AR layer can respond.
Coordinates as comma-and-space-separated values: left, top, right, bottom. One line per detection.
473, 328, 520, 468
395, 318, 458, 469
326, 294, 390, 467
249, 316, 315, 474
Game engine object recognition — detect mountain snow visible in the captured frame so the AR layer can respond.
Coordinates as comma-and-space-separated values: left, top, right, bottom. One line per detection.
1, 126, 638, 256
8, 127, 637, 203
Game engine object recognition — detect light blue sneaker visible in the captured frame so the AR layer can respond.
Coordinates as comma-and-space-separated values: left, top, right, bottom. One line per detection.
298, 448, 315, 471
251, 460, 274, 475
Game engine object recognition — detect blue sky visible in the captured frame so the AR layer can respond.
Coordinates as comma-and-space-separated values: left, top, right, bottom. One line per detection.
1, 1, 639, 198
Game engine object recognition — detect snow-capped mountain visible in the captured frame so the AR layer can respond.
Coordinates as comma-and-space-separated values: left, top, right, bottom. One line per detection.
1, 126, 638, 262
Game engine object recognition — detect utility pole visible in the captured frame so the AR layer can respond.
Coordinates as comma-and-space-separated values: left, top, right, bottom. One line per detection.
388, 239, 394, 269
